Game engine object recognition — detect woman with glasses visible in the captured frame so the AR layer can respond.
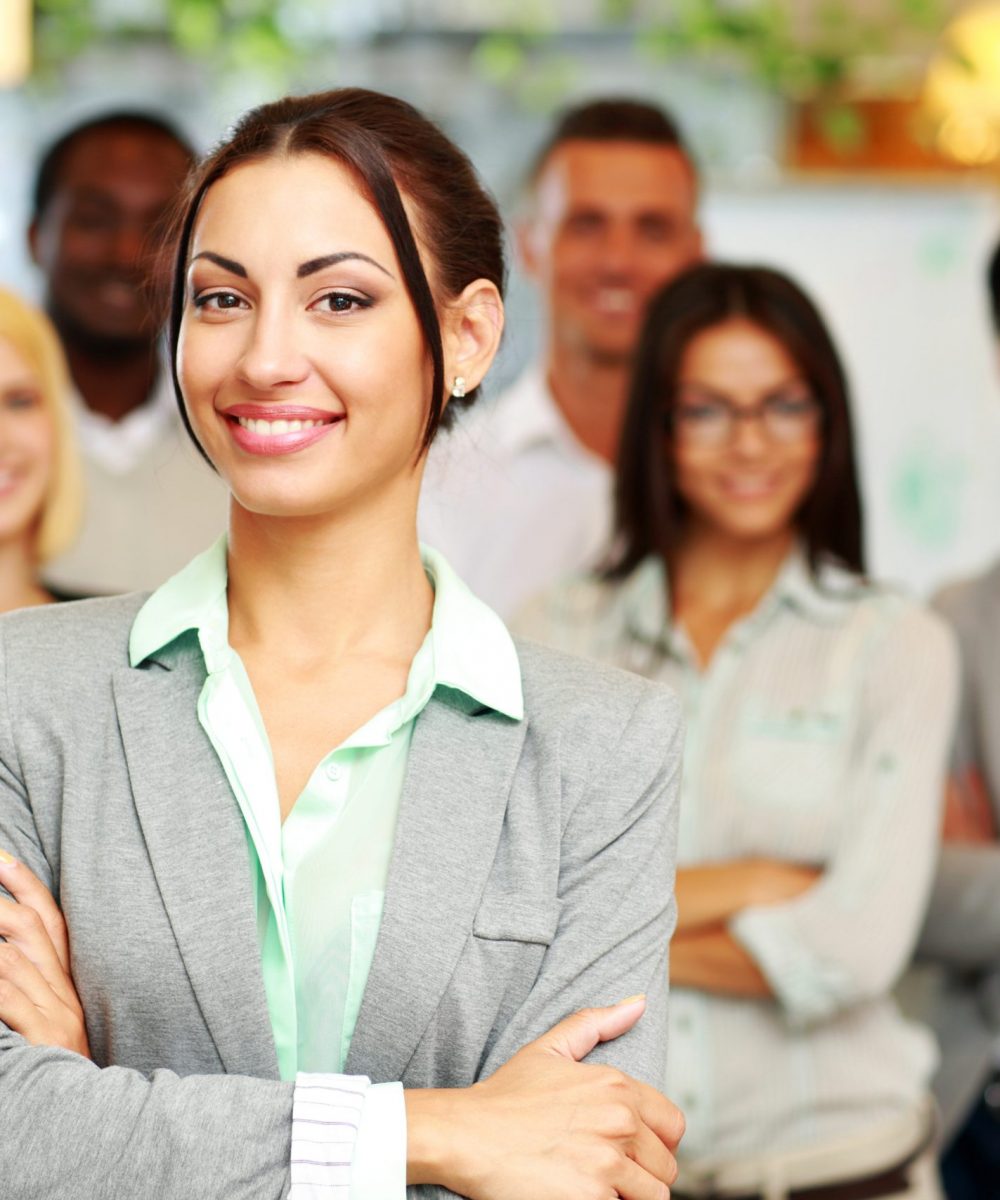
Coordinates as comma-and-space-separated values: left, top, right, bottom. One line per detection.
516, 263, 957, 1199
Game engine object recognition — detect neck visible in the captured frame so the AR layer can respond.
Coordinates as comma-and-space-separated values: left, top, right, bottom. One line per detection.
0, 536, 51, 614
545, 341, 631, 464
226, 485, 433, 666
671, 522, 796, 615
62, 340, 161, 424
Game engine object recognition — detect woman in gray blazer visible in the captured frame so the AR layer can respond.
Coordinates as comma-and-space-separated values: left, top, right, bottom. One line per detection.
0, 89, 683, 1200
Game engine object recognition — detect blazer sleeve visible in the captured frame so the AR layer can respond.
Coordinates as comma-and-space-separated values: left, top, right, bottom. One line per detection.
477, 682, 683, 1088
0, 623, 296, 1200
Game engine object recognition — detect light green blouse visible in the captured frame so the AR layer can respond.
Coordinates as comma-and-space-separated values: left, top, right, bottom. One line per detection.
130, 536, 523, 1082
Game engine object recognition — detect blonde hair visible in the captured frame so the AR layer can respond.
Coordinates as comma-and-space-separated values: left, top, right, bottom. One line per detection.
0, 289, 83, 562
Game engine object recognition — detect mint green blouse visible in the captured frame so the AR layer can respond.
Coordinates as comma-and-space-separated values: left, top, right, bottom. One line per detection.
130, 536, 524, 1082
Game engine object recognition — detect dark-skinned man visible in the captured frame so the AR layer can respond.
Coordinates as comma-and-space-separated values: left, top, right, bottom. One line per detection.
31, 111, 226, 595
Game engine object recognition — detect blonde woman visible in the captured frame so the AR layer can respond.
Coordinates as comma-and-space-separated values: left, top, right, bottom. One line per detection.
0, 288, 82, 609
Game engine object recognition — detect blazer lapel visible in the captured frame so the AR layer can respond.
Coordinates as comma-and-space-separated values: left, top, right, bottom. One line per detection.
112, 648, 279, 1080
346, 690, 527, 1081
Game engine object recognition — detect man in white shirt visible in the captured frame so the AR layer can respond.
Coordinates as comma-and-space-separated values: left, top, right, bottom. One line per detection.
28, 111, 227, 595
420, 98, 703, 616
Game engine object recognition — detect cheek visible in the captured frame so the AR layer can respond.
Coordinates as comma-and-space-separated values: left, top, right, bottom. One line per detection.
671, 445, 712, 504
787, 439, 822, 498
551, 239, 593, 278
26, 412, 57, 475
177, 323, 225, 426
61, 226, 109, 265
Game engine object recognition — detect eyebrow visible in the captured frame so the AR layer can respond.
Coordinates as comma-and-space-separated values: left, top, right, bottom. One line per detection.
189, 250, 394, 280
191, 251, 247, 277
297, 252, 394, 280
677, 380, 808, 402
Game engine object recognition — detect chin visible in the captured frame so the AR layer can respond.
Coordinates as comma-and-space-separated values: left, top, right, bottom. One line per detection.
582, 330, 636, 364
715, 514, 796, 543
228, 486, 338, 521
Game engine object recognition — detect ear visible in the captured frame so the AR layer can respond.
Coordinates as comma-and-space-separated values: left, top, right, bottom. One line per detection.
441, 278, 505, 400
516, 216, 542, 282
27, 218, 42, 267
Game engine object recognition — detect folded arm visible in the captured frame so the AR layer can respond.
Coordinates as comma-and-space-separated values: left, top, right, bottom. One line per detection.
727, 605, 958, 1027
670, 861, 820, 998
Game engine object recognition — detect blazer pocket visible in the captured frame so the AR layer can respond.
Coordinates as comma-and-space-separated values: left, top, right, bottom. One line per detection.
472, 892, 560, 945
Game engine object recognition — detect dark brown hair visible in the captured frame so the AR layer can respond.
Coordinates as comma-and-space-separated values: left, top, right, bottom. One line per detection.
168, 88, 506, 456
529, 96, 695, 185
613, 262, 865, 579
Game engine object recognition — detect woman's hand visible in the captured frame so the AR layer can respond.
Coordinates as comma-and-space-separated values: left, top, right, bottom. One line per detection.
0, 850, 90, 1057
406, 996, 682, 1200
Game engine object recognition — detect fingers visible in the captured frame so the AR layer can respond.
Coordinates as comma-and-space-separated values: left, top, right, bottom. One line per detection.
0, 898, 78, 1011
634, 1078, 686, 1151
613, 1152, 671, 1200
0, 853, 70, 973
629, 1120, 678, 1191
0, 974, 44, 1042
0, 944, 88, 1054
0, 940, 64, 1015
540, 996, 647, 1062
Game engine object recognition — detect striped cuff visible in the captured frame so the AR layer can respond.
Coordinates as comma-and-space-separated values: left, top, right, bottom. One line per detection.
289, 1072, 371, 1199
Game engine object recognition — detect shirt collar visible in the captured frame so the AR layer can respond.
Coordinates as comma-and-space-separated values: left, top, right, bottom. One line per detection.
491, 366, 598, 463
130, 536, 523, 722
623, 545, 862, 651
70, 365, 176, 475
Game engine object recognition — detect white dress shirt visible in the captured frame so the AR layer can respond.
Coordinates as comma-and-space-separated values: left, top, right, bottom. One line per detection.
515, 551, 958, 1165
419, 367, 613, 618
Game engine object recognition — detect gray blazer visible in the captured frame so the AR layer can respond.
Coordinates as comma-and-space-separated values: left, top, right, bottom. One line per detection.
0, 594, 681, 1200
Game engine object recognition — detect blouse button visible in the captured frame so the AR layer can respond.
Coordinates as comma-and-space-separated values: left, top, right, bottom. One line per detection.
325, 762, 342, 782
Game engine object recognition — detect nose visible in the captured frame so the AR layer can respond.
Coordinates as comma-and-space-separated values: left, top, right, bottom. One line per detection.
730, 411, 770, 458
599, 223, 641, 276
110, 220, 149, 272
238, 308, 311, 391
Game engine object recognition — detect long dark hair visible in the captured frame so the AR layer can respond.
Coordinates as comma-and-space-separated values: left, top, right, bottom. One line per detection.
167, 88, 506, 459
613, 262, 864, 579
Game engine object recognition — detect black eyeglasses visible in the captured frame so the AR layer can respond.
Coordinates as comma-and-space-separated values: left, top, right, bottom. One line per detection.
668, 391, 822, 448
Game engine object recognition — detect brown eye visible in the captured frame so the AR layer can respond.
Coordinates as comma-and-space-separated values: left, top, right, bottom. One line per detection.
194, 292, 247, 312
3, 389, 41, 411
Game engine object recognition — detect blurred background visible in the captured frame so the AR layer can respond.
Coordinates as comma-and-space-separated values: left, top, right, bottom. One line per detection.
2, 0, 1000, 595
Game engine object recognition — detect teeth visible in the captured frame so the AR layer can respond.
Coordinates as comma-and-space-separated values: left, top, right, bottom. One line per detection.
724, 479, 774, 496
235, 416, 324, 435
596, 289, 635, 313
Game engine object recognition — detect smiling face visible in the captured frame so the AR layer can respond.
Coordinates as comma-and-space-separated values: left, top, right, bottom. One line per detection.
178, 153, 439, 522
0, 338, 55, 554
671, 318, 822, 543
31, 126, 191, 348
523, 140, 701, 365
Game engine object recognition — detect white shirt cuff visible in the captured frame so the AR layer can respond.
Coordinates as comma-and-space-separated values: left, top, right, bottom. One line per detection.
289, 1072, 370, 1199
352, 1082, 406, 1199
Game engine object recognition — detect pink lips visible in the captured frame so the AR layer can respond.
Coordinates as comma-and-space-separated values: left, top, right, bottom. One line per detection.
221, 404, 344, 457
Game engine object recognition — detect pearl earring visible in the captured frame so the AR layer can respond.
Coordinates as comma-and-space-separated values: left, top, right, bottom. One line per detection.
451, 375, 467, 399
